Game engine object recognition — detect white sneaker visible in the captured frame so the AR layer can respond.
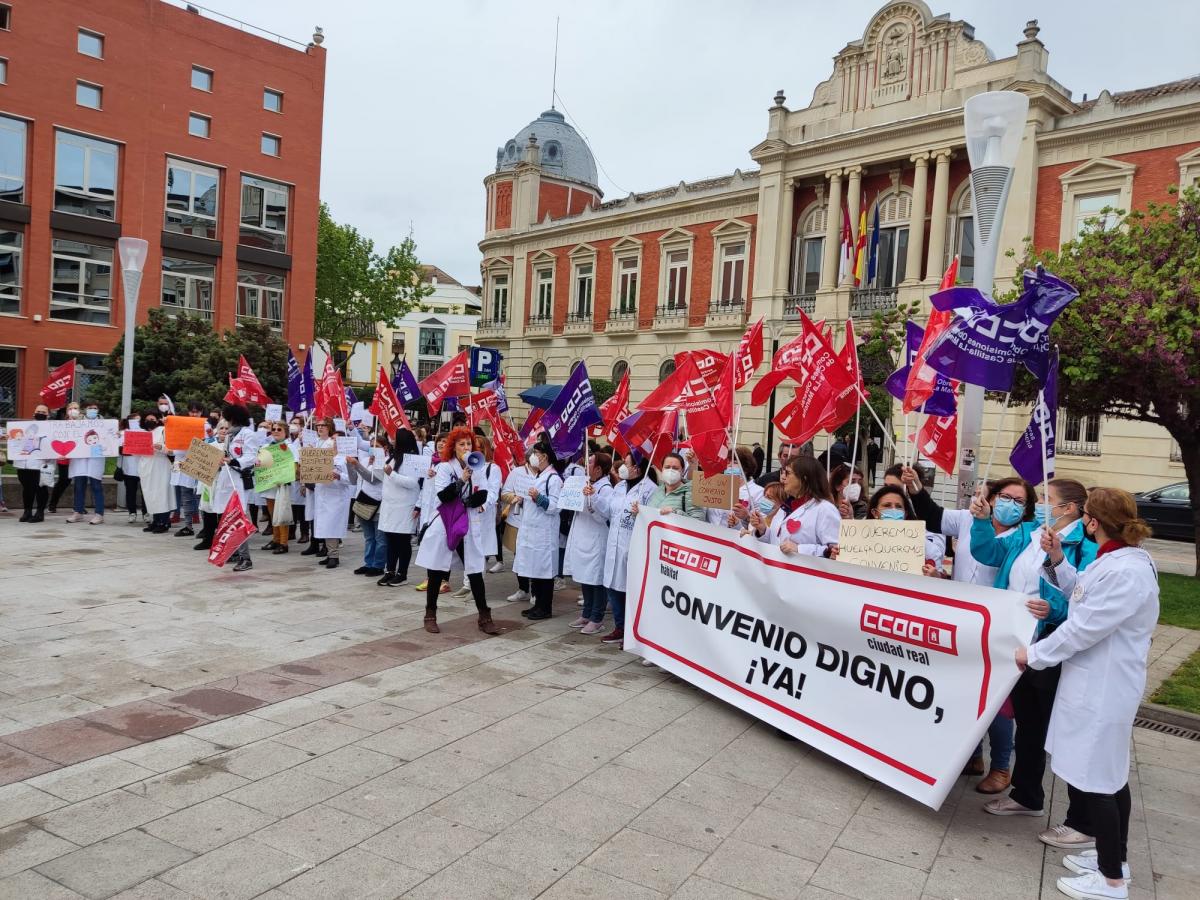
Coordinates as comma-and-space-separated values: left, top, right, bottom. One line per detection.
1056, 870, 1128, 899
66, 512, 84, 523
1040, 824, 1095, 850
488, 561, 505, 574
554, 577, 567, 591
1064, 851, 1131, 882
506, 590, 530, 603
983, 797, 1044, 816
88, 515, 104, 525
640, 658, 656, 668
452, 585, 471, 598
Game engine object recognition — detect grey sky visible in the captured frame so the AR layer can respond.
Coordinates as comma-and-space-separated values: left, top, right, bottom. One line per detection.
205, 0, 1198, 284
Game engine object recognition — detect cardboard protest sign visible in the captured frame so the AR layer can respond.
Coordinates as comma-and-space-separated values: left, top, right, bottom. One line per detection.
558, 475, 587, 512
625, 513, 1035, 809
692, 472, 744, 510
254, 443, 296, 493
122, 430, 154, 456
164, 415, 206, 451
299, 446, 337, 483
4, 419, 120, 460
837, 519, 926, 576
334, 436, 358, 458
178, 439, 224, 485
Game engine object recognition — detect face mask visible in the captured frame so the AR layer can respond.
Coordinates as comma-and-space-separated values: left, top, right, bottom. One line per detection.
85, 409, 99, 419
617, 465, 631, 480
994, 497, 1024, 527
661, 469, 682, 486
1033, 504, 1060, 529
879, 508, 906, 521
843, 483, 862, 503
756, 498, 776, 516
158, 404, 170, 413
208, 416, 219, 428
527, 453, 543, 470
289, 424, 300, 435
145, 419, 158, 429
67, 409, 80, 419
34, 412, 48, 421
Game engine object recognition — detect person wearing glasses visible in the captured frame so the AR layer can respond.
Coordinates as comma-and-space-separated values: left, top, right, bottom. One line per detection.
260, 421, 295, 554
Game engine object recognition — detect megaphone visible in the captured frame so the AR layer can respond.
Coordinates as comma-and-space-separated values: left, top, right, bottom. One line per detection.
465, 450, 485, 469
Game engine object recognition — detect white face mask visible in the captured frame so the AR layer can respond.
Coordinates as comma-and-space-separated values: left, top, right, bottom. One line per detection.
662, 468, 682, 486
843, 483, 861, 503
289, 424, 300, 434
67, 408, 80, 419
617, 465, 631, 480
158, 404, 170, 413
527, 453, 543, 470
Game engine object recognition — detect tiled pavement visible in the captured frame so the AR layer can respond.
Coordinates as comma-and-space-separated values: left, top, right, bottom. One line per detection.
1, 516, 1198, 899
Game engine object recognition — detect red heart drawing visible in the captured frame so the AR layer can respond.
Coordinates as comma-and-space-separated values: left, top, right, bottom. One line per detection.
51, 440, 76, 456
785, 518, 801, 535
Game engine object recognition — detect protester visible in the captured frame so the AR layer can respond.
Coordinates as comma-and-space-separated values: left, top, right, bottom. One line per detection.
259, 421, 294, 554
311, 417, 352, 571
648, 452, 706, 520
347, 433, 388, 576
755, 440, 802, 487
1018, 488, 1157, 900
15, 403, 51, 522
499, 448, 535, 603
600, 452, 658, 645
119, 414, 146, 522
65, 400, 106, 525
750, 456, 840, 557
453, 436, 502, 598
751, 442, 765, 478
287, 416, 309, 545
140, 411, 173, 533
300, 419, 336, 560
830, 463, 867, 519
171, 400, 202, 537
193, 420, 228, 551
514, 439, 563, 621
215, 403, 256, 572
568, 451, 613, 634
377, 428, 421, 586
47, 402, 78, 513
707, 446, 764, 530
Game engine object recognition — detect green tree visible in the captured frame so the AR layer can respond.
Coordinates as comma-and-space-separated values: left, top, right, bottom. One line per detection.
588, 377, 616, 408
314, 202, 431, 370
1012, 185, 1200, 571
85, 309, 290, 414
856, 298, 922, 448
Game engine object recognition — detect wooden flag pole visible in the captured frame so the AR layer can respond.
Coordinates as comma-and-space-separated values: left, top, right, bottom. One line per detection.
980, 391, 1012, 485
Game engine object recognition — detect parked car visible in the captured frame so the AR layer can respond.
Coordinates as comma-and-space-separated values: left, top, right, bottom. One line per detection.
1134, 482, 1193, 541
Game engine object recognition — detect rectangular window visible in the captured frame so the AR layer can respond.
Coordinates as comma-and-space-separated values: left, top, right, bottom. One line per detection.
491, 274, 508, 322
0, 5, 9, 30
54, 131, 118, 220
534, 267, 553, 318
0, 346, 17, 418
47, 350, 105, 402
0, 115, 27, 203
718, 241, 746, 304
418, 327, 445, 357
1073, 192, 1120, 236
78, 29, 104, 58
0, 228, 21, 314
1058, 410, 1102, 456
875, 226, 908, 288
261, 133, 280, 157
417, 358, 439, 381
263, 89, 283, 113
161, 256, 215, 322
188, 113, 210, 138
800, 237, 823, 295
76, 81, 102, 109
573, 262, 593, 314
236, 268, 284, 330
164, 158, 219, 239
617, 255, 638, 313
191, 66, 213, 91
666, 249, 689, 307
239, 174, 288, 252
50, 238, 113, 324
0, 58, 8, 84
955, 216, 975, 285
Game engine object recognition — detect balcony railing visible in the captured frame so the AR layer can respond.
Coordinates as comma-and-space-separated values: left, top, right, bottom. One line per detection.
849, 287, 898, 317
606, 309, 638, 333
705, 299, 745, 329
476, 317, 509, 338
653, 303, 689, 331
564, 309, 593, 335
783, 293, 816, 320
526, 313, 552, 337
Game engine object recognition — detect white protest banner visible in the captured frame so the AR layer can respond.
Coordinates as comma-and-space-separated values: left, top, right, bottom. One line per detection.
264, 403, 283, 422
558, 475, 587, 511
334, 436, 358, 458
398, 454, 431, 480
301, 429, 320, 447
5, 419, 120, 460
625, 513, 1034, 809
838, 519, 926, 576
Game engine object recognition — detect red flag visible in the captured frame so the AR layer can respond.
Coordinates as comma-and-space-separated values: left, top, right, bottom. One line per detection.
904, 257, 959, 413
636, 355, 725, 436
820, 319, 865, 432
598, 369, 631, 443
236, 355, 272, 405
418, 351, 469, 417
918, 413, 958, 475
673, 349, 727, 389
224, 375, 251, 404
368, 366, 411, 437
315, 357, 350, 421
465, 390, 499, 429
207, 494, 257, 567
491, 438, 513, 480
730, 318, 764, 390
750, 311, 852, 434
690, 428, 732, 476
39, 359, 76, 409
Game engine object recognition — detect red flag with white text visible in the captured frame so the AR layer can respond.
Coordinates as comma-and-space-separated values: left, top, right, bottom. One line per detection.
673, 349, 728, 389
820, 319, 865, 432
730, 317, 764, 390
39, 359, 76, 409
207, 494, 257, 567
368, 366, 411, 437
598, 369, 631, 443
904, 257, 959, 413
918, 413, 958, 475
237, 355, 272, 405
418, 351, 470, 417
635, 356, 725, 437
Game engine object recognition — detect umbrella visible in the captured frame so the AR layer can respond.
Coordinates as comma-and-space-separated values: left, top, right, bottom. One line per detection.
519, 384, 563, 409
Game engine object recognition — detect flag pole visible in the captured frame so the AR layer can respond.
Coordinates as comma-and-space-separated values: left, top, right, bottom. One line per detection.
980, 391, 1012, 484
854, 386, 898, 453
1037, 385, 1050, 527
848, 402, 861, 477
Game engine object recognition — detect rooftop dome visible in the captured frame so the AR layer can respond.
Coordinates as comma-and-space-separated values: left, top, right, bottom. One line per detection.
495, 108, 600, 192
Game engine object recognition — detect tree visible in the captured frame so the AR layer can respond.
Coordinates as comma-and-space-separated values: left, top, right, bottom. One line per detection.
856, 298, 922, 449
588, 377, 616, 408
314, 202, 431, 369
1013, 185, 1200, 571
85, 309, 290, 414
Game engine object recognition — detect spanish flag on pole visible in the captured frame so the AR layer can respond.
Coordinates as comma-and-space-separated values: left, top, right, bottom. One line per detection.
852, 208, 868, 287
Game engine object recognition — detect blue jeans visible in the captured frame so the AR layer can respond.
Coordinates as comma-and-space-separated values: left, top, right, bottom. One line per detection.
360, 516, 386, 569
973, 712, 1015, 770
607, 588, 626, 631
73, 476, 104, 515
176, 485, 198, 520
581, 583, 607, 623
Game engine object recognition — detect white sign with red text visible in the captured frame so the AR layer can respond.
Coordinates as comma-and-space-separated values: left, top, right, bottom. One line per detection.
624, 512, 1035, 809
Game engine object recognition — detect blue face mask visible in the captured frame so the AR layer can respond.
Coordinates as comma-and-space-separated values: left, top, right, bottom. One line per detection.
878, 508, 906, 521
85, 408, 99, 419
1033, 504, 1059, 529
994, 497, 1024, 527
756, 498, 776, 516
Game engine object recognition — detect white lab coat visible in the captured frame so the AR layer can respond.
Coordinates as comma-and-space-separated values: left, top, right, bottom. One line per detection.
758, 498, 841, 556
501, 466, 536, 530
415, 458, 492, 574
379, 465, 421, 535
313, 456, 352, 540
564, 478, 612, 586
210, 427, 255, 514
67, 454, 105, 479
140, 426, 174, 515
475, 462, 501, 557
938, 509, 1010, 586
513, 466, 562, 580
1028, 546, 1160, 794
602, 477, 658, 592
417, 457, 440, 530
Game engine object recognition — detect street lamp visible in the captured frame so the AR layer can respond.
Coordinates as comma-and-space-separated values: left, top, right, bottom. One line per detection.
955, 90, 1028, 507
116, 237, 148, 418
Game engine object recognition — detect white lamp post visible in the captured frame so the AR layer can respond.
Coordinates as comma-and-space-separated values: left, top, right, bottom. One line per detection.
955, 91, 1029, 506
116, 237, 149, 418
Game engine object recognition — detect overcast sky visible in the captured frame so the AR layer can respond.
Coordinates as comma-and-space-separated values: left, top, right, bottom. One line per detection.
202, 0, 1199, 284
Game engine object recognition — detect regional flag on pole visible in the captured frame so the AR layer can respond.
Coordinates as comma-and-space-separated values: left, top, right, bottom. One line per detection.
866, 204, 881, 286
39, 358, 75, 409
852, 209, 868, 287
368, 365, 411, 437
392, 359, 421, 406
1009, 349, 1058, 484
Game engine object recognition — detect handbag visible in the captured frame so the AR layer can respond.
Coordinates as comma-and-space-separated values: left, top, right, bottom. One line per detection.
438, 493, 470, 551
352, 493, 380, 522
113, 463, 125, 482
40, 463, 57, 488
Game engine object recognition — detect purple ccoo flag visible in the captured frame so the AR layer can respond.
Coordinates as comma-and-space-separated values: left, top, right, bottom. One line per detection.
542, 360, 602, 459
391, 359, 420, 406
884, 321, 957, 416
287, 349, 315, 413
1009, 349, 1058, 484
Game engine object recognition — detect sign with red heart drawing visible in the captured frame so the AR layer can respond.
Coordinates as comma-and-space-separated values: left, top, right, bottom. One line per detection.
3, 419, 119, 461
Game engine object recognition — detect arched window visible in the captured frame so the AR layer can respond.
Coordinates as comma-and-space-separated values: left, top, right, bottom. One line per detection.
658, 358, 676, 381
612, 359, 628, 383
792, 203, 827, 295
569, 359, 583, 375
531, 361, 547, 386
870, 190, 912, 289
948, 184, 974, 284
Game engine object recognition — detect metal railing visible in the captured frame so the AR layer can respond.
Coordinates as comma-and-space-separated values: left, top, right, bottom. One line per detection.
565, 309, 593, 323
783, 293, 816, 319
654, 304, 688, 319
849, 287, 898, 317
160, 1, 311, 51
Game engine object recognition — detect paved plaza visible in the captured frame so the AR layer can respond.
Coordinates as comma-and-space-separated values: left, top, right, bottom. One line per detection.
0, 516, 1197, 899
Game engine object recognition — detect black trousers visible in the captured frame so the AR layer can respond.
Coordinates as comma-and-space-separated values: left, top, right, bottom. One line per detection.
123, 476, 144, 513
18, 468, 47, 515
48, 463, 70, 509
1009, 663, 1062, 812
529, 577, 554, 616
289, 504, 308, 540
385, 531, 412, 579
198, 511, 220, 543
1070, 783, 1130, 880
494, 518, 505, 562
425, 569, 487, 616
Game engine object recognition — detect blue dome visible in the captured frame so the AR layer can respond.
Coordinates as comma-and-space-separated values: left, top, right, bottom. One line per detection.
496, 108, 600, 192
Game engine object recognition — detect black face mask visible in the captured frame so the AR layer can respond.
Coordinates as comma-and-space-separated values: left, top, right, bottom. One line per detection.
144, 419, 158, 429
208, 416, 219, 428
34, 412, 48, 420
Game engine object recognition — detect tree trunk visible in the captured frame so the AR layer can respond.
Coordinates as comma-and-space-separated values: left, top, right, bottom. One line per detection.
1179, 439, 1200, 578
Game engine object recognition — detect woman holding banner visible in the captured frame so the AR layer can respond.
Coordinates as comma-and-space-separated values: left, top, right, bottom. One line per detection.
514, 439, 563, 621
310, 417, 352, 570
1018, 488, 1157, 900
600, 453, 658, 645
749, 456, 840, 557
569, 451, 613, 634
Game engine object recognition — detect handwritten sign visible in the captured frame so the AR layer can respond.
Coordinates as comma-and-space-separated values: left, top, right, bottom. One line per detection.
122, 430, 154, 456
301, 428, 319, 447
300, 446, 337, 483
178, 439, 224, 485
254, 443, 296, 493
4, 419, 120, 459
334, 436, 359, 459
836, 519, 926, 575
692, 473, 744, 510
398, 454, 432, 480
558, 475, 587, 512
164, 415, 206, 451
264, 403, 283, 422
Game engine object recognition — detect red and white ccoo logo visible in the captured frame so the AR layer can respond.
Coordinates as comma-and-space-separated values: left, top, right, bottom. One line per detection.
660, 540, 721, 578
860, 604, 958, 655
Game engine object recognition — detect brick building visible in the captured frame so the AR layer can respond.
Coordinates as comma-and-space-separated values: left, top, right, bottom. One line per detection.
0, 0, 326, 416
477, 0, 1200, 493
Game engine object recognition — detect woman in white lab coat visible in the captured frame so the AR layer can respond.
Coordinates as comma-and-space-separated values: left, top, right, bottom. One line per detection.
376, 428, 422, 586
451, 436, 502, 598
414, 427, 499, 635
567, 450, 613, 634
706, 446, 764, 531
1019, 488, 1158, 899
600, 453, 658, 645
139, 414, 174, 533
212, 404, 257, 572
749, 456, 840, 558
311, 417, 352, 570
513, 439, 563, 621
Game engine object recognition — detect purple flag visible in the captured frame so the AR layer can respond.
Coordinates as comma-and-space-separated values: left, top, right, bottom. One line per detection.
926, 268, 1077, 391
484, 377, 509, 414
287, 349, 314, 413
343, 384, 358, 412
443, 395, 460, 413
542, 361, 602, 459
884, 321, 957, 417
391, 360, 420, 405
1010, 350, 1058, 483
